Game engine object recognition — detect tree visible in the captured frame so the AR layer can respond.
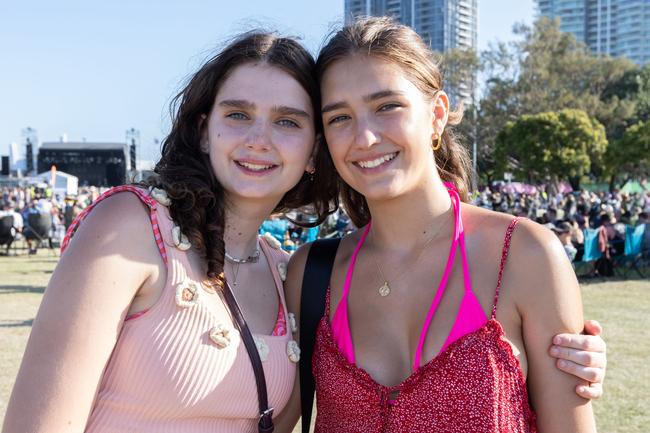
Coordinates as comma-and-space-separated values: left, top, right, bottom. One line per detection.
604, 120, 650, 188
477, 17, 634, 183
494, 109, 608, 189
602, 63, 650, 138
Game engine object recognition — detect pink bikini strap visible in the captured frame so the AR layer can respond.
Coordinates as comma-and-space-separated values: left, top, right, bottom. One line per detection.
412, 184, 461, 371
61, 185, 168, 265
457, 209, 474, 294
491, 217, 522, 319
341, 223, 372, 299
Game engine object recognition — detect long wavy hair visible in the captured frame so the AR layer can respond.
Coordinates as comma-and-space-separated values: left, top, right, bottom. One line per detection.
316, 17, 473, 227
147, 32, 337, 287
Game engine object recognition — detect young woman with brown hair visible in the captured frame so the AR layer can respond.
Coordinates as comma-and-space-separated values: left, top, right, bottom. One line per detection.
3, 32, 335, 433
284, 17, 601, 432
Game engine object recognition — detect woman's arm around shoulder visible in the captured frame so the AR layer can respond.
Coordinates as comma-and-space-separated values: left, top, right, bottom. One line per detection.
273, 242, 313, 433
505, 218, 597, 433
2, 192, 166, 433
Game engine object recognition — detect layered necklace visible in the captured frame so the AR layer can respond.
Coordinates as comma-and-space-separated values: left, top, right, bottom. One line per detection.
225, 245, 260, 287
368, 213, 448, 297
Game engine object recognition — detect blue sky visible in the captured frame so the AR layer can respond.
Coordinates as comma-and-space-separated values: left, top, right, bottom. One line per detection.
1, 0, 535, 164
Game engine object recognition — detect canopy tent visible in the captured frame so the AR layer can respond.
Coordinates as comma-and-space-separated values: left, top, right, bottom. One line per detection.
620, 181, 649, 194
35, 170, 79, 195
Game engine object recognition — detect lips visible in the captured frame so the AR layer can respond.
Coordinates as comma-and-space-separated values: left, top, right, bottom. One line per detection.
353, 152, 398, 169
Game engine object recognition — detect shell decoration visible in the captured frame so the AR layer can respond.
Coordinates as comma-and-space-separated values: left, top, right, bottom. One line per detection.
287, 340, 301, 363
253, 335, 270, 362
277, 262, 287, 281
263, 232, 282, 250
288, 312, 298, 333
175, 280, 201, 308
171, 225, 192, 251
149, 187, 171, 206
209, 323, 233, 349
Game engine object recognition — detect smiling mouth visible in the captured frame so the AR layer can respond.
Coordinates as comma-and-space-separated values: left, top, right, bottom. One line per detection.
354, 152, 398, 169
235, 161, 279, 172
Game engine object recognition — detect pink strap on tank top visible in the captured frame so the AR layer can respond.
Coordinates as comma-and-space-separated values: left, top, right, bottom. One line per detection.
61, 185, 168, 264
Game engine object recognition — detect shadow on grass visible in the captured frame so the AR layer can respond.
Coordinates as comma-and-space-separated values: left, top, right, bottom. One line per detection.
11, 270, 53, 275
0, 285, 45, 294
0, 318, 34, 327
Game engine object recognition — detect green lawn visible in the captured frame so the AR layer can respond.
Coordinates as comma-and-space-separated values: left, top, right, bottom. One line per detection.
0, 252, 648, 432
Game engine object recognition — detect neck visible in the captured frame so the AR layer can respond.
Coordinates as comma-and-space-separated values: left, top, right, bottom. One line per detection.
365, 178, 454, 253
224, 195, 278, 259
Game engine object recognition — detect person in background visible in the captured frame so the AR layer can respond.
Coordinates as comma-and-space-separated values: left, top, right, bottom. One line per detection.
552, 221, 578, 263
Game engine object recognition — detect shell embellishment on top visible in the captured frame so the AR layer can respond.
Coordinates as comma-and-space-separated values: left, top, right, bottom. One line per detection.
288, 312, 298, 333
253, 335, 270, 362
287, 340, 301, 363
209, 323, 233, 349
171, 225, 192, 251
149, 186, 171, 206
277, 262, 287, 281
175, 280, 201, 308
263, 232, 282, 250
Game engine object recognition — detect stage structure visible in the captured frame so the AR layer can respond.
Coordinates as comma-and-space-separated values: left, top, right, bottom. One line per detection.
37, 142, 130, 187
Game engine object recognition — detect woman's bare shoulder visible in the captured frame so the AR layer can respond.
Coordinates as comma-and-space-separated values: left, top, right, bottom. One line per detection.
65, 191, 157, 253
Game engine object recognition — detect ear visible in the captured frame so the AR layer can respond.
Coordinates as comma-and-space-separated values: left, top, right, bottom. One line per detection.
305, 158, 316, 174
199, 114, 209, 154
431, 91, 450, 137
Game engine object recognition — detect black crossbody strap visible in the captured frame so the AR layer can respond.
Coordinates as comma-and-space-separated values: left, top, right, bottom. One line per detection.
299, 238, 341, 433
222, 283, 274, 433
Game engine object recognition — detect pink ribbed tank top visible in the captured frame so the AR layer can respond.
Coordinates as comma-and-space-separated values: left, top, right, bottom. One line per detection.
62, 186, 296, 433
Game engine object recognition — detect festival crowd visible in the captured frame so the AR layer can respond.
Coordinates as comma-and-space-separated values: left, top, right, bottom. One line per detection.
2, 183, 649, 269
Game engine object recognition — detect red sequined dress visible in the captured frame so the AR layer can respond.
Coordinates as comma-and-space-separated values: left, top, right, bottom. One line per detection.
312, 194, 538, 432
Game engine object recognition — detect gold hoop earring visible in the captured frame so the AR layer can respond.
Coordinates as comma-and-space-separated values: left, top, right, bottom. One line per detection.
432, 134, 442, 151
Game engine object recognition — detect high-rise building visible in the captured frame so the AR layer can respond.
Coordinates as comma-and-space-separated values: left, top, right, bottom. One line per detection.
344, 0, 478, 104
536, 0, 650, 66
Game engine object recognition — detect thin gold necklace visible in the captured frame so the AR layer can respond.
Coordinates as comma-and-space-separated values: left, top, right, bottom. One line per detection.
368, 212, 449, 297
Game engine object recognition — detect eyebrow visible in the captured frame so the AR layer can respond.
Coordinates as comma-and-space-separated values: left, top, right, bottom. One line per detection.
217, 99, 310, 118
218, 99, 254, 110
321, 90, 407, 113
274, 105, 311, 118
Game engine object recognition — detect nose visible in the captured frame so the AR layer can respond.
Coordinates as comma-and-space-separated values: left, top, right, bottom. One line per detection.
245, 120, 272, 151
354, 118, 380, 149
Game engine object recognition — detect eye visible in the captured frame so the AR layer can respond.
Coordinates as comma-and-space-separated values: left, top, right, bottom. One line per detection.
378, 103, 401, 112
327, 114, 350, 125
277, 118, 300, 128
226, 112, 248, 120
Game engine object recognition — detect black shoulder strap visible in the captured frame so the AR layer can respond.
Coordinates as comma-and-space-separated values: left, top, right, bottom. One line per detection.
299, 237, 341, 433
222, 283, 274, 433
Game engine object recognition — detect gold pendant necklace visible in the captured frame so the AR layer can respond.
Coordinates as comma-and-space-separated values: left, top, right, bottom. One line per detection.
378, 281, 391, 297
369, 211, 449, 297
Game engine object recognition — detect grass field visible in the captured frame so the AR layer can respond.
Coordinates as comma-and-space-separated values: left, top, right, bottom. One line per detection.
0, 252, 648, 432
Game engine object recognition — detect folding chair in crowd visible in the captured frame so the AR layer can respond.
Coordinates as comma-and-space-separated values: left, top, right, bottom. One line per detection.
0, 215, 16, 255
23, 212, 54, 256
615, 224, 646, 278
575, 228, 602, 278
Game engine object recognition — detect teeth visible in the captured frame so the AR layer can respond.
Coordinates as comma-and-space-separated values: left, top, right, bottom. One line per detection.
356, 152, 397, 169
238, 161, 275, 171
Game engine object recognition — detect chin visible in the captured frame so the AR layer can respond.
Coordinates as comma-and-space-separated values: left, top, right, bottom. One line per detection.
354, 183, 404, 203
